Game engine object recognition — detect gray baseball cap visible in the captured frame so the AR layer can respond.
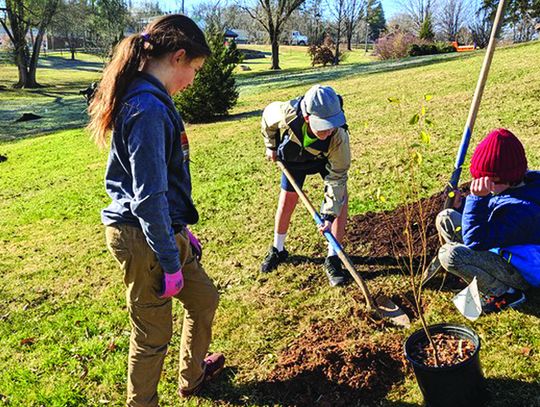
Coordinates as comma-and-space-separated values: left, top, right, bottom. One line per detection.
300, 85, 345, 132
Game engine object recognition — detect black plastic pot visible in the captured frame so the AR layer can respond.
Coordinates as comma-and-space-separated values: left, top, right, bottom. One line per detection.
404, 323, 488, 407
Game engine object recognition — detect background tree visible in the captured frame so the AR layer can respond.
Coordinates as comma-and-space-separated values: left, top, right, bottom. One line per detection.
327, 0, 346, 64
174, 25, 242, 122
468, 4, 493, 47
418, 13, 435, 39
401, 0, 437, 33
127, 1, 163, 33
437, 0, 471, 41
192, 1, 260, 43
1, 0, 60, 88
387, 12, 417, 34
296, 0, 324, 44
367, 0, 386, 40
241, 0, 306, 70
50, 0, 88, 60
86, 0, 129, 58
191, 0, 227, 29
343, 0, 366, 50
506, 0, 538, 42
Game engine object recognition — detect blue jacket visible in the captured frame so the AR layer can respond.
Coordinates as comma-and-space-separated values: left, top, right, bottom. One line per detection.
102, 73, 198, 274
462, 171, 540, 286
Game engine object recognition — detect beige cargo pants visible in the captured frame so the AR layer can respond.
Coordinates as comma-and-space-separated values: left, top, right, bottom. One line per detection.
106, 224, 219, 407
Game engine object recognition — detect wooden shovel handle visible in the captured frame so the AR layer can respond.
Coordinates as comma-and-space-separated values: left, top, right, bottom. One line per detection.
276, 161, 376, 312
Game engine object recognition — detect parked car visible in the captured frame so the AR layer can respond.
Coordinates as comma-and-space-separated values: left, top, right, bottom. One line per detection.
285, 31, 308, 46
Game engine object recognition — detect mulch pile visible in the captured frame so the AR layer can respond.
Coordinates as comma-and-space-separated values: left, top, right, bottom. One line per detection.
344, 191, 447, 261
260, 191, 460, 406
263, 321, 408, 406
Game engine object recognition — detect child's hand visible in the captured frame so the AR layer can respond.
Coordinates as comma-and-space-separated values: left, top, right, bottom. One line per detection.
471, 177, 510, 196
158, 268, 184, 298
470, 177, 495, 196
318, 220, 332, 234
265, 148, 277, 162
451, 189, 464, 208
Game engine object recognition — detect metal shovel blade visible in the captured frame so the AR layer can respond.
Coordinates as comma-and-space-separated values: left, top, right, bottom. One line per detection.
375, 295, 411, 328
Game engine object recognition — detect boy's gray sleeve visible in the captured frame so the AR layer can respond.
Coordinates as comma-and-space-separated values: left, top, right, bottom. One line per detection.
261, 102, 284, 150
321, 128, 351, 218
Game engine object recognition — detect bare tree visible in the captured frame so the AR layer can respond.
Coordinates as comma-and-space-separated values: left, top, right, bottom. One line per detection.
283, 0, 324, 45
241, 0, 307, 70
468, 5, 493, 48
507, 0, 537, 42
1, 0, 60, 88
400, 0, 437, 32
437, 0, 471, 41
327, 0, 346, 63
387, 12, 417, 34
343, 0, 366, 50
50, 0, 89, 60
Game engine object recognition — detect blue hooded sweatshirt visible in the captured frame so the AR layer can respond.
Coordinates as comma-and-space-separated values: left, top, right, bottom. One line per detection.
102, 72, 198, 274
462, 171, 540, 286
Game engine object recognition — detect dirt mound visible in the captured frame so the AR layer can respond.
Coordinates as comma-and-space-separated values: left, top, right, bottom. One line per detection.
345, 191, 447, 261
264, 321, 407, 406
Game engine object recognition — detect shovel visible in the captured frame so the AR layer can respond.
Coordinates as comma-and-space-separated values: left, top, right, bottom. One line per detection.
277, 161, 410, 328
422, 0, 508, 286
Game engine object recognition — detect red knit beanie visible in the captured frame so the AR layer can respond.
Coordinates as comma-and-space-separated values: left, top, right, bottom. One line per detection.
470, 128, 527, 184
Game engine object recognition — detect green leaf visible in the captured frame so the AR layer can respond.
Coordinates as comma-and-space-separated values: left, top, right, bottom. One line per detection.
425, 118, 433, 126
409, 113, 419, 125
420, 130, 431, 145
424, 94, 433, 101
421, 105, 426, 116
413, 151, 423, 165
387, 97, 401, 104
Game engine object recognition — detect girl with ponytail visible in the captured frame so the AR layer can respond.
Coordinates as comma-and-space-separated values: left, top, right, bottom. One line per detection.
88, 15, 224, 405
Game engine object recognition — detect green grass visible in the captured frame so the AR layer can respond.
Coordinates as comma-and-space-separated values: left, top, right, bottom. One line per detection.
0, 52, 103, 141
236, 44, 374, 74
1, 42, 540, 406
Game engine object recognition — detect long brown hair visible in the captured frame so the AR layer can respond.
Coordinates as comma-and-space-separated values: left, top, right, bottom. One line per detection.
88, 14, 211, 148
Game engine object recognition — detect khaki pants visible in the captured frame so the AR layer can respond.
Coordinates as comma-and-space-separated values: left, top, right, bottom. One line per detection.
436, 209, 529, 296
106, 224, 219, 407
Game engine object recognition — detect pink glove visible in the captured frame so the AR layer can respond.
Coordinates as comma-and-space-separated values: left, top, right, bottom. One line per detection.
159, 269, 184, 298
186, 227, 202, 259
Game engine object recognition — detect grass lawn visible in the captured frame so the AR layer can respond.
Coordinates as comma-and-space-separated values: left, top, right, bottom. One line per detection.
236, 44, 374, 74
1, 42, 540, 406
0, 51, 103, 141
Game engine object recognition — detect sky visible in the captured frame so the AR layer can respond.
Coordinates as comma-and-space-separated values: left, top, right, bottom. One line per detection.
156, 0, 402, 20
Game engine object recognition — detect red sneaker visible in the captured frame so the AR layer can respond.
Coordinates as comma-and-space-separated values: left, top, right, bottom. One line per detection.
179, 353, 225, 398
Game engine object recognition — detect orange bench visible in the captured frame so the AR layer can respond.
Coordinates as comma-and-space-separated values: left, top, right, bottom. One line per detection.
452, 41, 476, 52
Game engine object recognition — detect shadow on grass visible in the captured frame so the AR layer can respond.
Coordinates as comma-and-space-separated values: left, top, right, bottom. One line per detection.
191, 109, 264, 124
201, 363, 407, 407
520, 287, 540, 319
485, 377, 540, 407
38, 55, 103, 72
200, 369, 540, 406
285, 253, 419, 280
0, 96, 88, 141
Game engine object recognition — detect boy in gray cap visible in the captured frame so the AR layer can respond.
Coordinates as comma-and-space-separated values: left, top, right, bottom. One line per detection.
260, 84, 351, 287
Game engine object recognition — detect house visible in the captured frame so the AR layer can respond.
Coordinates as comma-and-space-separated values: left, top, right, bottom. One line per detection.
229, 28, 249, 44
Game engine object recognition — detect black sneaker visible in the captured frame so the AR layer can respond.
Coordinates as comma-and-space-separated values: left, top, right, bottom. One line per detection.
324, 255, 350, 287
261, 246, 288, 273
483, 290, 526, 314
